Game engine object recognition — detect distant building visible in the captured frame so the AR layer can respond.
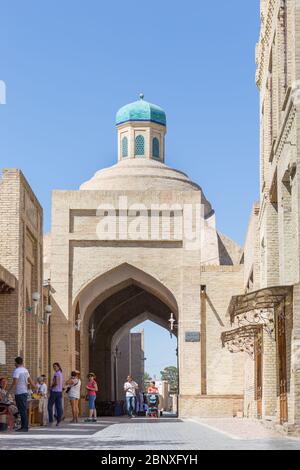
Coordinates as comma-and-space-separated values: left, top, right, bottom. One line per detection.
113, 330, 145, 401
155, 380, 171, 411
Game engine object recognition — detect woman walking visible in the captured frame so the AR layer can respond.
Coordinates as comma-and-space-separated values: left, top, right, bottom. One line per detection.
48, 363, 63, 427
66, 371, 81, 423
85, 373, 98, 423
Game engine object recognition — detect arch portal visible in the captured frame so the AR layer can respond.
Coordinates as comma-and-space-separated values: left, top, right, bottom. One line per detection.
74, 264, 179, 403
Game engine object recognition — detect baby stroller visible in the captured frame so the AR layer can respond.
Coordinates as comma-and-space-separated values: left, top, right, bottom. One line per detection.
146, 394, 159, 418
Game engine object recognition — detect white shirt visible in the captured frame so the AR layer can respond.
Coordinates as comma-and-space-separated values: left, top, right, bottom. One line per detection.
124, 381, 138, 397
68, 378, 81, 399
38, 383, 48, 397
13, 367, 30, 395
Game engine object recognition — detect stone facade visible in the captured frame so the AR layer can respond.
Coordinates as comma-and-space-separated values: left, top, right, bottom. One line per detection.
5, 2, 300, 425
45, 97, 246, 418
221, 0, 300, 433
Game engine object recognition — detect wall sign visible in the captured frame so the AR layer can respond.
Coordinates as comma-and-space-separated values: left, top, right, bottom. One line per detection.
185, 332, 200, 343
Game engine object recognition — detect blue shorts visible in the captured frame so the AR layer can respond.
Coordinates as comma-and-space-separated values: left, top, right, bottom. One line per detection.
88, 395, 96, 410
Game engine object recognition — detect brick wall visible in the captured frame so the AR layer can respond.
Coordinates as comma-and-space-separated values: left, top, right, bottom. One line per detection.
179, 395, 244, 418
0, 170, 44, 381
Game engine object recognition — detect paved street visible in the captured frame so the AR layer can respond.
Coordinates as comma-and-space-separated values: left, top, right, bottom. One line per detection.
0, 417, 300, 450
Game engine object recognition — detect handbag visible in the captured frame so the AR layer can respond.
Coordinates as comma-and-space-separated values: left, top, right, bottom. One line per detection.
65, 378, 78, 394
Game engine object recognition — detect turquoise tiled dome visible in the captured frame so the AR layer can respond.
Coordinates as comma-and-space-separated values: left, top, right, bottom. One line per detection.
116, 94, 166, 127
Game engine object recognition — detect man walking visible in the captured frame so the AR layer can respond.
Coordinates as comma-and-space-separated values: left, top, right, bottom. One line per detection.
9, 357, 36, 432
124, 375, 138, 418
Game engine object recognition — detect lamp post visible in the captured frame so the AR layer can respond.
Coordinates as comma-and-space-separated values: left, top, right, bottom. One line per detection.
43, 278, 52, 379
113, 347, 121, 401
32, 292, 41, 315
45, 304, 53, 325
90, 323, 95, 342
168, 312, 179, 416
200, 285, 207, 395
75, 315, 82, 331
168, 313, 177, 338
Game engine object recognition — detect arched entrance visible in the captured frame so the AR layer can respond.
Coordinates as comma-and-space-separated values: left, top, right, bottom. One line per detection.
73, 264, 179, 407
89, 283, 177, 401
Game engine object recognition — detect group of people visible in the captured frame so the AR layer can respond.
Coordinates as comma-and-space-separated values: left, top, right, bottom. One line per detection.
0, 357, 160, 432
0, 357, 99, 432
124, 375, 159, 418
65, 370, 98, 423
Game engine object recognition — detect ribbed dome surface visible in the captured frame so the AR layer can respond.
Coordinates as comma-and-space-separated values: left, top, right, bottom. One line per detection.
80, 159, 213, 216
81, 159, 197, 190
116, 98, 166, 127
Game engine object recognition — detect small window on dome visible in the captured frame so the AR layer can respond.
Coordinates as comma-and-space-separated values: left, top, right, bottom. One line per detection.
135, 135, 145, 157
152, 137, 160, 159
122, 136, 128, 158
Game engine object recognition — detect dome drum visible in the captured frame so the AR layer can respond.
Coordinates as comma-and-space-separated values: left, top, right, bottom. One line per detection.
80, 95, 214, 218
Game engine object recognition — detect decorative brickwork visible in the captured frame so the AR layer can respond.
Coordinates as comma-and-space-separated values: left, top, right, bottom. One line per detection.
0, 170, 44, 381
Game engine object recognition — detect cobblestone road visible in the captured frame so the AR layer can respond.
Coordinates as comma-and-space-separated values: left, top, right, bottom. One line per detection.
0, 417, 300, 450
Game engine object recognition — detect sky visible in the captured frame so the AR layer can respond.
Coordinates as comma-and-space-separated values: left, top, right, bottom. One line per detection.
132, 321, 177, 380
0, 0, 261, 377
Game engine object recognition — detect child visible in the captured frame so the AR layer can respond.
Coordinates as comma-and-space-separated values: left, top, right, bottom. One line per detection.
37, 376, 48, 426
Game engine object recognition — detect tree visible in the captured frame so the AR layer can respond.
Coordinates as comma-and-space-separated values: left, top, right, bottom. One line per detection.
160, 366, 179, 394
143, 372, 152, 391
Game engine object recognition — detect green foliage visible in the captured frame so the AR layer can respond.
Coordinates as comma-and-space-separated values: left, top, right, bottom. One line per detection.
160, 366, 179, 394
143, 372, 152, 390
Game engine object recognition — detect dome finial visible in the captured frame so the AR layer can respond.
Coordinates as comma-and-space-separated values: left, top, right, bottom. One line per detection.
139, 92, 144, 100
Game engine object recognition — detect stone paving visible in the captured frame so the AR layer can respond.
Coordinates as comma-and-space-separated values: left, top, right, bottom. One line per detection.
0, 417, 300, 450
190, 417, 285, 440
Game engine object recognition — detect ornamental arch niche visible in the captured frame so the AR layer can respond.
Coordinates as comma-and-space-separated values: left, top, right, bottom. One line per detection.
72, 263, 179, 401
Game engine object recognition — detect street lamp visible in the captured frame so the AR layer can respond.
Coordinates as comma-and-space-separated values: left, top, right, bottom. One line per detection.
114, 347, 122, 401
90, 323, 95, 341
75, 315, 82, 331
45, 304, 53, 325
43, 278, 52, 380
32, 292, 41, 315
168, 313, 177, 338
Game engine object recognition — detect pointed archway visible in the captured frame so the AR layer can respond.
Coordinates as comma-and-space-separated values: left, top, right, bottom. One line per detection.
72, 263, 179, 402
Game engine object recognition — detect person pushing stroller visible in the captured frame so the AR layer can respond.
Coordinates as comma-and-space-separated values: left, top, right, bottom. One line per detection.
146, 381, 160, 418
